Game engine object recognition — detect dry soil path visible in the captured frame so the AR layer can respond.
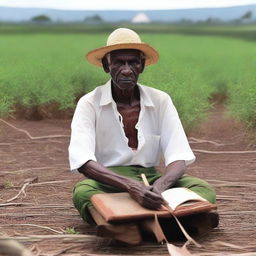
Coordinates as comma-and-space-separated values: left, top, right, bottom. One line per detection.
0, 104, 255, 255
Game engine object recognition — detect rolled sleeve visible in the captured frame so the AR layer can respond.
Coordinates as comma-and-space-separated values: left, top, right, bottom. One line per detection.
68, 97, 97, 172
160, 96, 195, 167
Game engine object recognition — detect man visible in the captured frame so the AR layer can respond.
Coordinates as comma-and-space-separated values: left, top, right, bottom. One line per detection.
69, 28, 217, 243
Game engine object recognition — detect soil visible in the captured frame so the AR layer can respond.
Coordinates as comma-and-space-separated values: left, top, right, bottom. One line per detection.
0, 103, 256, 255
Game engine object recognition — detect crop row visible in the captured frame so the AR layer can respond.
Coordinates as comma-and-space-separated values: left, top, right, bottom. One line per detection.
0, 33, 255, 132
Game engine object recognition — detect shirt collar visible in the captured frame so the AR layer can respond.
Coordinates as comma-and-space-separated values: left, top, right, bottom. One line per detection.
100, 80, 113, 106
99, 80, 155, 107
137, 83, 155, 107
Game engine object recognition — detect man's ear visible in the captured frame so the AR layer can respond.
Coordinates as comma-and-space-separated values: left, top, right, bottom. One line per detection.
140, 57, 145, 73
102, 56, 110, 73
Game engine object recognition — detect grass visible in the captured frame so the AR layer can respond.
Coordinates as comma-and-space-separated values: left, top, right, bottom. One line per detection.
142, 33, 256, 131
227, 74, 256, 130
0, 29, 255, 132
0, 33, 108, 117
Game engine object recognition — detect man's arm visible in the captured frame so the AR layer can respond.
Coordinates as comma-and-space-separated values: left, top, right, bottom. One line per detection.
152, 160, 186, 194
78, 160, 166, 210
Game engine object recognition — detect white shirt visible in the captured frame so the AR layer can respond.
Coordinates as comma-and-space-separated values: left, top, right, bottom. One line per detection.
69, 80, 195, 172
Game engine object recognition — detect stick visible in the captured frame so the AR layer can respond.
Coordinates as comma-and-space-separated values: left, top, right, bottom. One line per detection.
193, 148, 256, 154
141, 173, 150, 186
141, 173, 202, 248
0, 203, 33, 207
211, 241, 247, 250
2, 166, 66, 174
0, 140, 65, 146
189, 137, 226, 146
5, 177, 38, 203
165, 206, 202, 248
50, 245, 82, 256
6, 183, 29, 203
4, 224, 63, 234
0, 119, 70, 140
0, 234, 96, 242
29, 180, 70, 187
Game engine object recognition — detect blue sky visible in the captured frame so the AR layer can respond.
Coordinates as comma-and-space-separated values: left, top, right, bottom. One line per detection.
1, 0, 256, 10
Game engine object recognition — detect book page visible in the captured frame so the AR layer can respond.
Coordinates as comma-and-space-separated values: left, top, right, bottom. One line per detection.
161, 187, 207, 210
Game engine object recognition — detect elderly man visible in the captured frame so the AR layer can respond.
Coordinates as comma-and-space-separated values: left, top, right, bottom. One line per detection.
69, 28, 217, 244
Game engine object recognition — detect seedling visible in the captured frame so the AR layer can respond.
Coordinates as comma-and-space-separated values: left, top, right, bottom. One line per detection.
65, 227, 80, 234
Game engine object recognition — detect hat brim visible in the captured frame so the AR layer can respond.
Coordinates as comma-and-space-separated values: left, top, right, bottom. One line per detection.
86, 43, 159, 67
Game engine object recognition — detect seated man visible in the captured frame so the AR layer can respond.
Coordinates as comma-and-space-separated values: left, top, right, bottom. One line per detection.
69, 28, 217, 244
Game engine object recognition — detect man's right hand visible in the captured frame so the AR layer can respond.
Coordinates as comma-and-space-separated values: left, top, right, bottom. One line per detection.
127, 182, 165, 210
80, 161, 166, 210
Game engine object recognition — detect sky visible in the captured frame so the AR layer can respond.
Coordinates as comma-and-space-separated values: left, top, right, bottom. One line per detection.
1, 0, 256, 10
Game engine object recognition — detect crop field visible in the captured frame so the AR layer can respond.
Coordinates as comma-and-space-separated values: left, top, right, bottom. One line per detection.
0, 26, 256, 132
1, 25, 256, 255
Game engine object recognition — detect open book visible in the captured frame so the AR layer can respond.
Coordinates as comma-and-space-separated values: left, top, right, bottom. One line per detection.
161, 187, 207, 211
91, 187, 217, 223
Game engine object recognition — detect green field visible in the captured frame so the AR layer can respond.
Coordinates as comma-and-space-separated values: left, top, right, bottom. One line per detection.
1, 27, 256, 132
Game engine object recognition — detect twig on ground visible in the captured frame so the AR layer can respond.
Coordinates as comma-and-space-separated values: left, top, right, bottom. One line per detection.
0, 119, 70, 140
218, 210, 256, 214
0, 140, 64, 146
0, 234, 97, 242
30, 180, 70, 187
194, 253, 256, 256
6, 183, 29, 203
207, 179, 256, 187
1, 166, 66, 174
189, 137, 226, 146
49, 245, 83, 256
0, 143, 15, 146
0, 203, 73, 209
193, 149, 256, 154
210, 241, 247, 250
0, 202, 33, 207
5, 177, 38, 203
0, 213, 79, 218
216, 194, 241, 198
5, 224, 63, 234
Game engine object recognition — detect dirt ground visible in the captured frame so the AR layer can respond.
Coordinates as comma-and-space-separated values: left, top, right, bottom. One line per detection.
0, 104, 256, 256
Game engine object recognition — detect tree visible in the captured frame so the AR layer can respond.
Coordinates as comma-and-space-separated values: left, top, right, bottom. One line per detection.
84, 15, 103, 24
31, 15, 51, 23
241, 11, 253, 20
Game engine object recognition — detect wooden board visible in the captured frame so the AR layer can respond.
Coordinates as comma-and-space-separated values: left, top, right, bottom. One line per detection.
91, 192, 217, 223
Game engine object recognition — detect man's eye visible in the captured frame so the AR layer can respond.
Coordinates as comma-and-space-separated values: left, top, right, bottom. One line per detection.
113, 61, 123, 66
131, 61, 140, 65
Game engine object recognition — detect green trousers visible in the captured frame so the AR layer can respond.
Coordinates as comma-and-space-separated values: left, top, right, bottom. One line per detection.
72, 166, 216, 223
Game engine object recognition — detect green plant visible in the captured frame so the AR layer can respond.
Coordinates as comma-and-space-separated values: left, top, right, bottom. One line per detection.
3, 180, 14, 189
64, 227, 80, 234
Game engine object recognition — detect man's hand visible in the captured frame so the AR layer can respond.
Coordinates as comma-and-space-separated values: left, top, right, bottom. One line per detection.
79, 160, 170, 210
127, 182, 166, 210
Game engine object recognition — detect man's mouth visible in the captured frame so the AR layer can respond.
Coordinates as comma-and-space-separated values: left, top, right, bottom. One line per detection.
119, 78, 133, 82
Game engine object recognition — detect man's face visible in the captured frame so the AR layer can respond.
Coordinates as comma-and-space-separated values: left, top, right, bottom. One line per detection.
106, 49, 145, 90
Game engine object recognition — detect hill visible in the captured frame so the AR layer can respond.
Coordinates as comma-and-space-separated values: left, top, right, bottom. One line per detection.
0, 5, 256, 22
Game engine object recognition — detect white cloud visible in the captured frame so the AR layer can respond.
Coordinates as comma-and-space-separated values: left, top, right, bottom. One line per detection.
1, 0, 256, 10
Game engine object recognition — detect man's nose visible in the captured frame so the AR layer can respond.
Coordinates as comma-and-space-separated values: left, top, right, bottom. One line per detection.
121, 62, 132, 76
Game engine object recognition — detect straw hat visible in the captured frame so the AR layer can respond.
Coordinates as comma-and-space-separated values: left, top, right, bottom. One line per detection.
86, 28, 159, 67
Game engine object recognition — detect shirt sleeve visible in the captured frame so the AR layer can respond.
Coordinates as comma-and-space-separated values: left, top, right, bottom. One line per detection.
160, 95, 195, 166
68, 97, 97, 172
